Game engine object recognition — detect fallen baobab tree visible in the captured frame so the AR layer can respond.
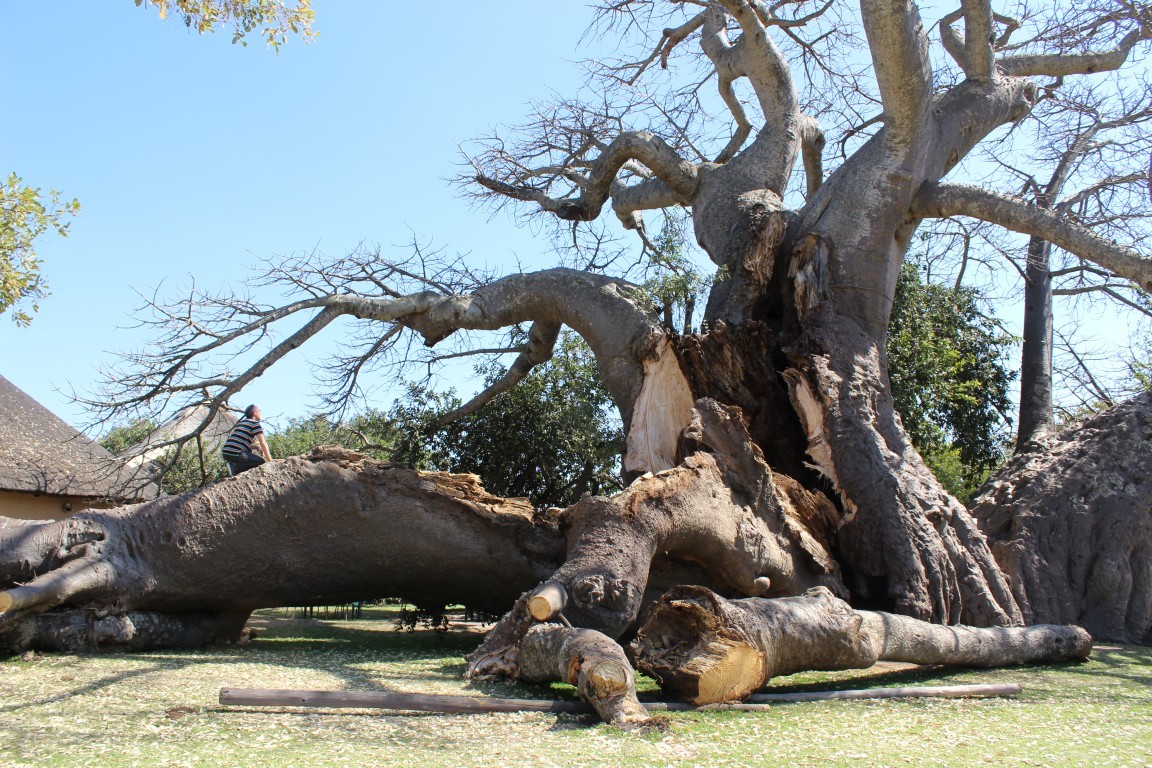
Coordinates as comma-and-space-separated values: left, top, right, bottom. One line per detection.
4, 0, 1148, 724
0, 421, 1091, 725
0, 437, 1090, 725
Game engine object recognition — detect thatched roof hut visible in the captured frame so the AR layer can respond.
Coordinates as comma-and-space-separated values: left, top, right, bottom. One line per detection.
0, 375, 150, 519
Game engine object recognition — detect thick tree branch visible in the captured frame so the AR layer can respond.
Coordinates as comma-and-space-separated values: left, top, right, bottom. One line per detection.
938, 3, 996, 81
912, 182, 1152, 290
999, 27, 1152, 77
697, 1, 802, 190
799, 114, 825, 198
961, 0, 996, 82
860, 0, 932, 152
940, 9, 970, 73
475, 131, 699, 222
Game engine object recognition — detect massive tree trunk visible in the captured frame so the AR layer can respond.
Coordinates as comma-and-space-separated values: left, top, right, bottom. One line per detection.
0, 402, 846, 654
1016, 235, 1056, 450
971, 391, 1152, 644
0, 447, 564, 652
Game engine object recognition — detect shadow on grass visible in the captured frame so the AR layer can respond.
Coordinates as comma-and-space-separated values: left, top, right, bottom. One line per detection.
1, 608, 518, 713
8, 610, 1150, 718
0, 662, 167, 713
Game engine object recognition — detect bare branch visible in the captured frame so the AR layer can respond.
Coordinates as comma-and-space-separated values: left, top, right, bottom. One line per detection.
1000, 18, 1152, 77
913, 182, 1152, 291
433, 322, 562, 427
962, 0, 996, 82
476, 130, 699, 222
1053, 285, 1152, 317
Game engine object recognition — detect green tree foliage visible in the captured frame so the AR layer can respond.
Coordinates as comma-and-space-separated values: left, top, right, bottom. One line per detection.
265, 413, 395, 459
386, 332, 624, 509
886, 262, 1016, 502
99, 419, 229, 495
101, 335, 622, 507
636, 216, 710, 335
1130, 343, 1152, 393
0, 174, 80, 326
139, 0, 315, 48
98, 419, 155, 456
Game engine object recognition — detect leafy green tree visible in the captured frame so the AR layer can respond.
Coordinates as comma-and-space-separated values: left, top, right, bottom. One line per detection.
0, 174, 80, 326
387, 332, 624, 508
98, 419, 156, 456
636, 216, 710, 334
266, 412, 396, 459
138, 0, 315, 49
99, 419, 229, 495
886, 262, 1016, 501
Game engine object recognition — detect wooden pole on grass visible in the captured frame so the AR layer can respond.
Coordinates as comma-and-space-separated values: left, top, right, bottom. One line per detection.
219, 683, 1022, 714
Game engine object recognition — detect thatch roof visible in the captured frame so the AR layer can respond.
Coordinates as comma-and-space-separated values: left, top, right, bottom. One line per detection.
0, 375, 150, 501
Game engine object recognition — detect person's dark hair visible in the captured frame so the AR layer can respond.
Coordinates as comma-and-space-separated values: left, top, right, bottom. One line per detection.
243, 404, 258, 419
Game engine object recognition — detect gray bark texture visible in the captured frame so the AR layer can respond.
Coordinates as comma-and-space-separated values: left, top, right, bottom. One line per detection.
0, 447, 564, 653
972, 392, 1152, 644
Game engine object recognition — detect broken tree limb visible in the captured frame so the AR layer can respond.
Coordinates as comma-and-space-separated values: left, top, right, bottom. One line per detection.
527, 582, 568, 622
517, 624, 649, 726
631, 586, 1091, 704
218, 682, 1024, 714
219, 688, 589, 714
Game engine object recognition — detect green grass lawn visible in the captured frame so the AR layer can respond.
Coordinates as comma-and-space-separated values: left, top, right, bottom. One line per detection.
2, 605, 1149, 768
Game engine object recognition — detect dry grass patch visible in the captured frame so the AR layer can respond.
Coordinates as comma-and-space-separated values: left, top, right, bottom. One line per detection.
2, 606, 1150, 767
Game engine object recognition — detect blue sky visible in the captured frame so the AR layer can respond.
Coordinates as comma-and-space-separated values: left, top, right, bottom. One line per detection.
2, 2, 1146, 435
1, 1, 602, 430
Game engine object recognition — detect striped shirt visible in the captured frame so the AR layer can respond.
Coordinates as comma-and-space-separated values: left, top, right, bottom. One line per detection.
222, 417, 264, 457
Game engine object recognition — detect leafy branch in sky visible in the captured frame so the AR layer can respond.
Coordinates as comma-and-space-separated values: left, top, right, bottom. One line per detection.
138, 0, 316, 49
0, 174, 80, 327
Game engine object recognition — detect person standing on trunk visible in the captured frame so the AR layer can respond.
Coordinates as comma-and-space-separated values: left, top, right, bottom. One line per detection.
221, 404, 272, 475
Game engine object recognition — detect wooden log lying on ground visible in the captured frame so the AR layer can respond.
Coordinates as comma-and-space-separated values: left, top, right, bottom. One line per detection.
517, 623, 649, 726
218, 682, 1023, 714
630, 586, 1091, 705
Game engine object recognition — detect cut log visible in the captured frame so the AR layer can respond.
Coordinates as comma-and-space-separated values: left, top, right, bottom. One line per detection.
527, 582, 568, 622
517, 624, 649, 726
631, 585, 1091, 704
219, 688, 589, 714
746, 683, 1022, 703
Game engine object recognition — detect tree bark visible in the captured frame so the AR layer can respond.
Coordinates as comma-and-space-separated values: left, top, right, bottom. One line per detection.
0, 446, 565, 653
971, 391, 1152, 644
1017, 235, 1056, 450
1, 402, 844, 655
518, 624, 650, 727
